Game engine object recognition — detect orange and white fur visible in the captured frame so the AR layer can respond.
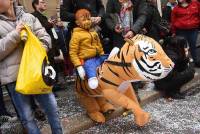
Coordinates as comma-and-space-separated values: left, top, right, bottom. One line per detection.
75, 34, 174, 126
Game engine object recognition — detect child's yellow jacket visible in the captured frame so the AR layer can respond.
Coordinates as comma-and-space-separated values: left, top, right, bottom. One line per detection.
69, 27, 104, 67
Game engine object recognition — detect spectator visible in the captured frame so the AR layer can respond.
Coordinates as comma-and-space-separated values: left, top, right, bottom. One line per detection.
54, 22, 75, 82
105, 0, 149, 48
32, 0, 67, 89
60, 0, 112, 53
162, 0, 177, 22
155, 36, 195, 99
32, 0, 57, 38
171, 0, 200, 67
31, 0, 59, 59
0, 0, 62, 133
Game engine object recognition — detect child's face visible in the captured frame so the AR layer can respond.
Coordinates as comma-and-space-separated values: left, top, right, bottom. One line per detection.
76, 15, 92, 30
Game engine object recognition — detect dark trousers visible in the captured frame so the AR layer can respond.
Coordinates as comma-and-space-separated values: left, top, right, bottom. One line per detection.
0, 84, 19, 117
176, 29, 199, 62
0, 86, 7, 115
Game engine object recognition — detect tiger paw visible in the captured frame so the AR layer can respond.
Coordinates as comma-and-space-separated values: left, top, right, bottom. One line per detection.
88, 112, 106, 123
101, 103, 115, 113
135, 112, 150, 127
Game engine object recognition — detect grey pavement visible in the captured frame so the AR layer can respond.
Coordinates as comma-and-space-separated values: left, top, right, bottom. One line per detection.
81, 87, 200, 134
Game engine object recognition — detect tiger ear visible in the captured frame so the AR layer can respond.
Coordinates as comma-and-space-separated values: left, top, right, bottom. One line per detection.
124, 38, 134, 45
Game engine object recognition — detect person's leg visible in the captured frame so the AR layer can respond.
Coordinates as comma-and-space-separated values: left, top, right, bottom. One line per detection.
84, 58, 99, 89
56, 27, 74, 83
5, 85, 20, 118
35, 93, 63, 134
30, 96, 46, 121
176, 29, 198, 62
0, 85, 7, 115
187, 29, 199, 63
6, 83, 40, 134
65, 30, 74, 76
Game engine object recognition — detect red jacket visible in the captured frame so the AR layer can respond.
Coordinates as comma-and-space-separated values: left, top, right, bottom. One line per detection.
171, 1, 200, 33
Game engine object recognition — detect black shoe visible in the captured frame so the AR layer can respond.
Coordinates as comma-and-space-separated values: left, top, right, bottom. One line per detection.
0, 115, 18, 126
194, 61, 200, 68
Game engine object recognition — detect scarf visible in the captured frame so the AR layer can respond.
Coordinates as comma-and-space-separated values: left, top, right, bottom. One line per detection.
119, 0, 134, 35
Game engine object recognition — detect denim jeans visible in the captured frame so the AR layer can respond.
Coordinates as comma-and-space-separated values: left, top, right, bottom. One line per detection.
55, 27, 68, 57
176, 29, 199, 62
6, 82, 63, 134
83, 55, 108, 79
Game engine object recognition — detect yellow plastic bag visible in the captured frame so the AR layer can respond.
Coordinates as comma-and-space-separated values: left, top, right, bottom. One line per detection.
16, 25, 56, 94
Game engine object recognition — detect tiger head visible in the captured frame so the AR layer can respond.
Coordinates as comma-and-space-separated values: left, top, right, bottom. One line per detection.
125, 34, 174, 81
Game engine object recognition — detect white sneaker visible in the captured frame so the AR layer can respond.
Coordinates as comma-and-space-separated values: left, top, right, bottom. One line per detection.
88, 77, 99, 89
0, 116, 17, 124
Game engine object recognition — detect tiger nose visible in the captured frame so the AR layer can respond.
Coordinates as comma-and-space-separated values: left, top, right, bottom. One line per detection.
169, 63, 175, 68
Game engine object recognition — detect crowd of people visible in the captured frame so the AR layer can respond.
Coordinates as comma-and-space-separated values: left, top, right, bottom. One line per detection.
0, 0, 199, 133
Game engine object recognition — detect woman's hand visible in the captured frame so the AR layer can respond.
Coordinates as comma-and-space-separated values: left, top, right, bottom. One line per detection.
16, 22, 25, 33
124, 31, 134, 38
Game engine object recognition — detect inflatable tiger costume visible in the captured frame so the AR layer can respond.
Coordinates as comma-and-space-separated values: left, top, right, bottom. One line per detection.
76, 34, 174, 126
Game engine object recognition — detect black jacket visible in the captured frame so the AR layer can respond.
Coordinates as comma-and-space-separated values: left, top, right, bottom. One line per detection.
60, 0, 105, 29
162, 6, 172, 22
31, 11, 53, 37
145, 3, 162, 41
105, 0, 149, 34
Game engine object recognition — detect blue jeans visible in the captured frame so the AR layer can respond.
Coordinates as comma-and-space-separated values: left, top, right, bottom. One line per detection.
55, 27, 68, 57
176, 29, 199, 62
6, 82, 63, 134
83, 55, 108, 79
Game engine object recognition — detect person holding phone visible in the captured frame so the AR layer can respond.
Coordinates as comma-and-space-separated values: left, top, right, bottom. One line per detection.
105, 0, 150, 48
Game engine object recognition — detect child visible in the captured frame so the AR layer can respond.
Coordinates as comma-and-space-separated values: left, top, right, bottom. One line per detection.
69, 9, 107, 89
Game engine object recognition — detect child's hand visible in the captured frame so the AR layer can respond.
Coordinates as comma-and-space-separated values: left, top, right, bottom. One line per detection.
91, 17, 102, 24
77, 66, 85, 80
